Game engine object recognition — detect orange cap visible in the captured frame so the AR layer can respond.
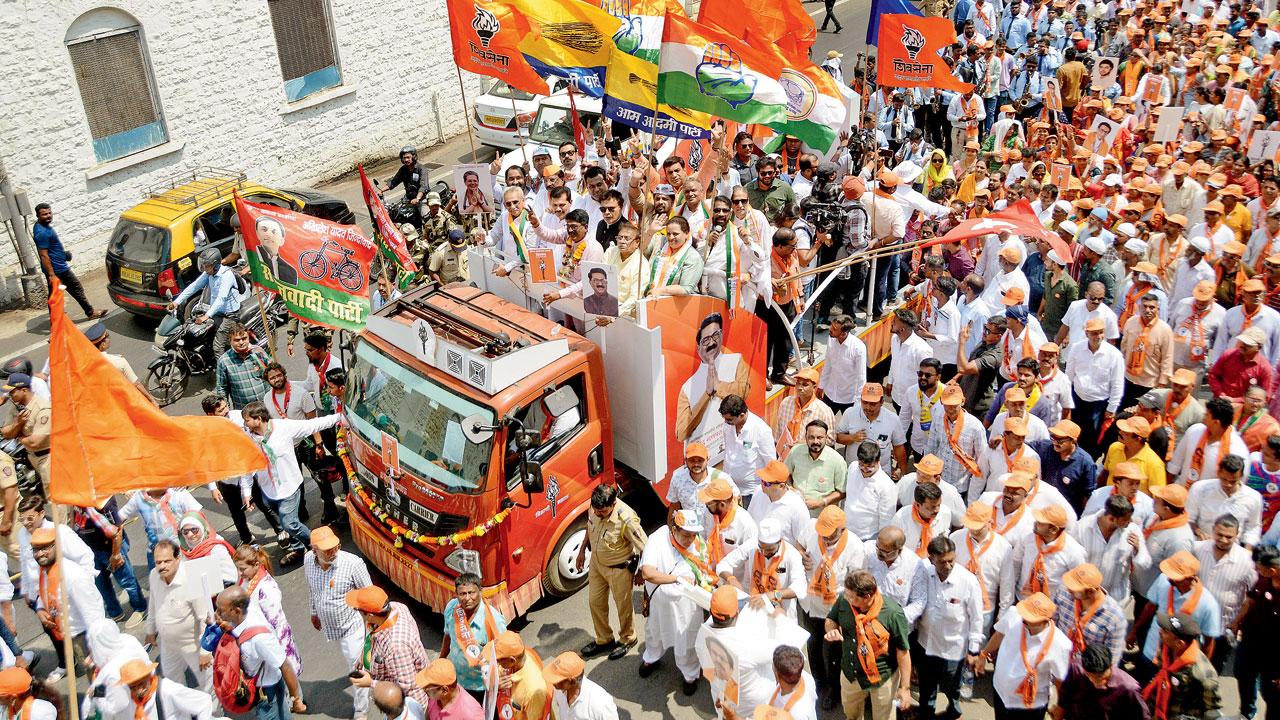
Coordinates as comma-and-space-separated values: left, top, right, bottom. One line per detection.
1151, 483, 1189, 508
1171, 368, 1197, 386
0, 667, 31, 698
1112, 461, 1148, 482
1223, 240, 1248, 257
1004, 416, 1028, 436
310, 525, 340, 551
416, 658, 458, 688
1243, 278, 1267, 293
1033, 505, 1069, 528
999, 246, 1022, 263
1166, 213, 1187, 226
1116, 416, 1152, 439
916, 454, 945, 475
963, 502, 994, 531
345, 585, 389, 613
493, 630, 526, 659
1084, 317, 1107, 332
1004, 386, 1027, 403
1004, 471, 1034, 491
861, 382, 885, 402
1160, 550, 1201, 581
542, 652, 586, 685
1002, 286, 1027, 306
29, 528, 55, 546
1192, 281, 1215, 301
1050, 419, 1081, 440
757, 460, 790, 486
1016, 592, 1058, 622
753, 708, 795, 720
117, 659, 158, 686
1062, 563, 1104, 593
710, 585, 741, 619
685, 442, 709, 460
697, 477, 736, 503
940, 385, 965, 406
814, 506, 846, 536
795, 367, 821, 384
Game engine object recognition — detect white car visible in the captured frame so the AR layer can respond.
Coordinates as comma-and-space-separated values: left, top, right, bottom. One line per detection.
471, 81, 540, 151
497, 92, 604, 174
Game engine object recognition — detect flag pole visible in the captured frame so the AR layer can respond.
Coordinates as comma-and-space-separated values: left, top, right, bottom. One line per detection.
255, 293, 279, 361
455, 66, 480, 162
49, 503, 81, 720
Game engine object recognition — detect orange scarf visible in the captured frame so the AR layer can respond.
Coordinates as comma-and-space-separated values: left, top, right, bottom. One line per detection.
852, 591, 891, 684
808, 531, 849, 605
1255, 227, 1280, 273
770, 677, 805, 712
1144, 512, 1189, 539
1125, 317, 1157, 375
1163, 392, 1192, 430
1024, 532, 1066, 596
1189, 426, 1235, 482
1002, 329, 1036, 379
997, 502, 1028, 536
132, 676, 159, 720
454, 601, 500, 667
1167, 580, 1204, 616
1002, 437, 1026, 472
38, 562, 62, 641
1142, 640, 1201, 720
911, 504, 937, 558
772, 249, 801, 308
752, 549, 784, 595
1240, 304, 1261, 332
1119, 282, 1152, 328
966, 532, 995, 611
1016, 624, 1058, 707
945, 413, 983, 477
1177, 302, 1211, 363
707, 505, 737, 567
1070, 595, 1105, 652
670, 533, 716, 588
778, 395, 817, 457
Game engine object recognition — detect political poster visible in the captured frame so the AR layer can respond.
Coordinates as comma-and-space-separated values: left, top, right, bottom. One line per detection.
1153, 106, 1185, 143
235, 194, 376, 332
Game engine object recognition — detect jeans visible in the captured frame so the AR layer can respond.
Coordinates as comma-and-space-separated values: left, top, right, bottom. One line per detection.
219, 480, 279, 545
872, 253, 893, 319
263, 488, 309, 553
982, 96, 999, 134
802, 609, 842, 695
50, 270, 97, 316
1237, 639, 1264, 715
918, 654, 964, 717
1071, 394, 1109, 457
256, 681, 292, 720
795, 278, 816, 340
93, 533, 147, 618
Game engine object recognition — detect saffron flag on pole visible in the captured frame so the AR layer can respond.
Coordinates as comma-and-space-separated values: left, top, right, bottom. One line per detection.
697, 0, 816, 62
658, 13, 788, 126
445, 0, 548, 95
235, 194, 377, 332
867, 0, 925, 46
923, 199, 1072, 260
46, 280, 266, 506
358, 166, 417, 290
876, 14, 974, 93
506, 0, 621, 98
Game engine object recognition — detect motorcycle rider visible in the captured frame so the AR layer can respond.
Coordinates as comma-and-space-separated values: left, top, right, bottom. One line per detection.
383, 146, 428, 228
0, 358, 48, 402
166, 247, 242, 358
1, 374, 50, 487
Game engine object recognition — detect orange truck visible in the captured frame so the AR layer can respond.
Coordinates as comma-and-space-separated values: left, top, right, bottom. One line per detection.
343, 273, 903, 619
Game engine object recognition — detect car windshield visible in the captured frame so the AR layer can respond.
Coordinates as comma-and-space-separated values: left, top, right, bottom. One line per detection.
488, 81, 537, 102
527, 106, 600, 147
346, 340, 494, 493
108, 221, 169, 266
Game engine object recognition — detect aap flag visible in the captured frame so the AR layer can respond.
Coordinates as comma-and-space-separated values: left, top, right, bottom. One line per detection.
358, 165, 418, 289
876, 14, 973, 93
235, 194, 376, 332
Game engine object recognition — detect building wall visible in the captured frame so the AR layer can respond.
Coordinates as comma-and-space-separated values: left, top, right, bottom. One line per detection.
0, 0, 476, 291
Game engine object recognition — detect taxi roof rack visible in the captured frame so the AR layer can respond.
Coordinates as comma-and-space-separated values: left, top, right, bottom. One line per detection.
142, 167, 248, 206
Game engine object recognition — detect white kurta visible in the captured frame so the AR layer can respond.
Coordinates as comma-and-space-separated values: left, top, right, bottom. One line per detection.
640, 526, 711, 681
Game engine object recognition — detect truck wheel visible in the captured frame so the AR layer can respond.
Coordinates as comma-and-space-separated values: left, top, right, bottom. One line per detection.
542, 516, 590, 597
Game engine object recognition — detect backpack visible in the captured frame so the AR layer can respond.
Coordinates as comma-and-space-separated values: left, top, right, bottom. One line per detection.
212, 626, 271, 713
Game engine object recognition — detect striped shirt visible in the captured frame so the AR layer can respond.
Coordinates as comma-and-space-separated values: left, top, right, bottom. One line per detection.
304, 550, 372, 641
1193, 539, 1258, 628
1052, 587, 1128, 666
1071, 513, 1151, 601
215, 347, 271, 409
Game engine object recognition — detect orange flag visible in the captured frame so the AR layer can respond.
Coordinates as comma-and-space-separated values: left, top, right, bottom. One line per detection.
445, 0, 548, 96
876, 14, 974, 93
697, 0, 816, 62
47, 281, 266, 506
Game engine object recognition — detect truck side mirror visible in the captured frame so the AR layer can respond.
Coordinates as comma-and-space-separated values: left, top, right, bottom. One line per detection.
520, 459, 544, 495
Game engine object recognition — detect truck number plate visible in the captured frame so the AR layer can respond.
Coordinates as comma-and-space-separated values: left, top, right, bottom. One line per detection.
408, 500, 438, 526
119, 267, 143, 286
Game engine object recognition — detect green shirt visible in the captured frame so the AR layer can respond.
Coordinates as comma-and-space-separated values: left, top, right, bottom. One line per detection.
784, 445, 848, 517
827, 594, 911, 688
1039, 272, 1079, 338
746, 179, 796, 216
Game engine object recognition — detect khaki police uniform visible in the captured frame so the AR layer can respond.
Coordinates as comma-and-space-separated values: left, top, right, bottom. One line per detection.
586, 499, 647, 646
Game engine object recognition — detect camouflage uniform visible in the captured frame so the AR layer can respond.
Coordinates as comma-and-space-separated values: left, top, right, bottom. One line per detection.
1147, 650, 1223, 720
420, 210, 460, 267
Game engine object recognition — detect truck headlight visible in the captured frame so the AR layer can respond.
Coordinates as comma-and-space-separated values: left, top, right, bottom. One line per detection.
444, 547, 481, 576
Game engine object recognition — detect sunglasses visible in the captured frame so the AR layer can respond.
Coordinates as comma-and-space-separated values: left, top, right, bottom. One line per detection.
732, 199, 750, 205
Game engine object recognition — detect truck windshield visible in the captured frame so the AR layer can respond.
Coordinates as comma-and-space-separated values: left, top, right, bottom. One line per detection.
346, 340, 494, 493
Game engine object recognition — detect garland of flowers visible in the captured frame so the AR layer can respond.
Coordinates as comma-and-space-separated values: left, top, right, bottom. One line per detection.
353, 483, 514, 548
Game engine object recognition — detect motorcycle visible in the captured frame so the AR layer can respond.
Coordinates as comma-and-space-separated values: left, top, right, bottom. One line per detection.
144, 294, 287, 406
1, 438, 43, 499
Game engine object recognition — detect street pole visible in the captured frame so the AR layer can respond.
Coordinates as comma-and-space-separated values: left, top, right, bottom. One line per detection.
0, 156, 45, 307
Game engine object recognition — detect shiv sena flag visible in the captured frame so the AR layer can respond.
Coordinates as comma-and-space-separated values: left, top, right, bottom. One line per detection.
876, 14, 974, 93
46, 280, 266, 506
658, 13, 787, 126
445, 0, 548, 96
697, 0, 815, 63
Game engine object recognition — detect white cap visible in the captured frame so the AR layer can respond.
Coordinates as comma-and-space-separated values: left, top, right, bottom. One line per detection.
1058, 220, 1079, 236
1046, 248, 1067, 265
1122, 237, 1147, 255
1188, 235, 1211, 253
672, 509, 703, 533
1116, 223, 1138, 239
758, 518, 783, 545
1103, 174, 1124, 187
892, 161, 924, 185
1054, 200, 1072, 214
1084, 235, 1108, 254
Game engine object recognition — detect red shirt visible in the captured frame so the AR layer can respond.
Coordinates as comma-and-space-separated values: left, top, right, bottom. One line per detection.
1208, 347, 1274, 400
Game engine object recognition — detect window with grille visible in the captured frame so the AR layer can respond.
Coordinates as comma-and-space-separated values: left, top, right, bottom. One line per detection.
66, 23, 167, 163
267, 0, 343, 102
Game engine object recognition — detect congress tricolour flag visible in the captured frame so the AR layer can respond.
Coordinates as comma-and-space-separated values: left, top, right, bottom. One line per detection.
657, 13, 787, 126
594, 0, 684, 65
767, 60, 848, 153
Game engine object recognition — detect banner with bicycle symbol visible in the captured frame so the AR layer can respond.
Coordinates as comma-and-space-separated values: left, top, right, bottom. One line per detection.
234, 193, 376, 332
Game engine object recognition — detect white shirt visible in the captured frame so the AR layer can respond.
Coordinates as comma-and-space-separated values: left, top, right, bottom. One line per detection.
1059, 298, 1121, 347
887, 334, 934, 409
842, 467, 898, 541
36, 558, 105, 638
1193, 539, 1258, 627
747, 489, 812, 547
1071, 513, 1151, 600
1082, 487, 1156, 528
864, 543, 929, 625
951, 527, 1011, 615
1065, 341, 1125, 412
991, 609, 1072, 709
234, 607, 288, 687
1210, 304, 1280, 367
133, 677, 215, 720
988, 412, 1050, 445
1034, 368, 1075, 421
891, 504, 954, 556
835, 406, 906, 468
1168, 424, 1251, 486
303, 352, 343, 408
1169, 258, 1215, 309
250, 415, 343, 500
766, 671, 818, 720
819, 333, 868, 406
896, 473, 967, 529
798, 528, 866, 616
263, 380, 318, 420
19, 520, 95, 603
923, 299, 962, 363
999, 531, 1088, 612
555, 677, 619, 720
145, 564, 205, 653
716, 542, 808, 619
918, 564, 985, 660
897, 384, 946, 455
721, 413, 777, 496
959, 296, 997, 355
1187, 478, 1264, 546
1168, 297, 1227, 368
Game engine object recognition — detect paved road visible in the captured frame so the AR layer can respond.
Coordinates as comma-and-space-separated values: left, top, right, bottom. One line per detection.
0, 6, 1251, 718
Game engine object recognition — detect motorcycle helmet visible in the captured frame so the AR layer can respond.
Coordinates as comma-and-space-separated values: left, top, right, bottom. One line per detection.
1, 357, 32, 376
198, 247, 223, 271
400, 145, 417, 158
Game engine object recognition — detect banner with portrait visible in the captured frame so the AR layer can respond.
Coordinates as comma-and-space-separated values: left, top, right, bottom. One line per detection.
234, 194, 376, 332
641, 295, 767, 495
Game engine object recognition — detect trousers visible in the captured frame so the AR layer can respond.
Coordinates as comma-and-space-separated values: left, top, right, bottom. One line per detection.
159, 639, 212, 692
338, 629, 370, 717
839, 672, 894, 720
588, 561, 636, 646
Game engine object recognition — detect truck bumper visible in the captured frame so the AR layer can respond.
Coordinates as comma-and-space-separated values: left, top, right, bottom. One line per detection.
346, 496, 544, 618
